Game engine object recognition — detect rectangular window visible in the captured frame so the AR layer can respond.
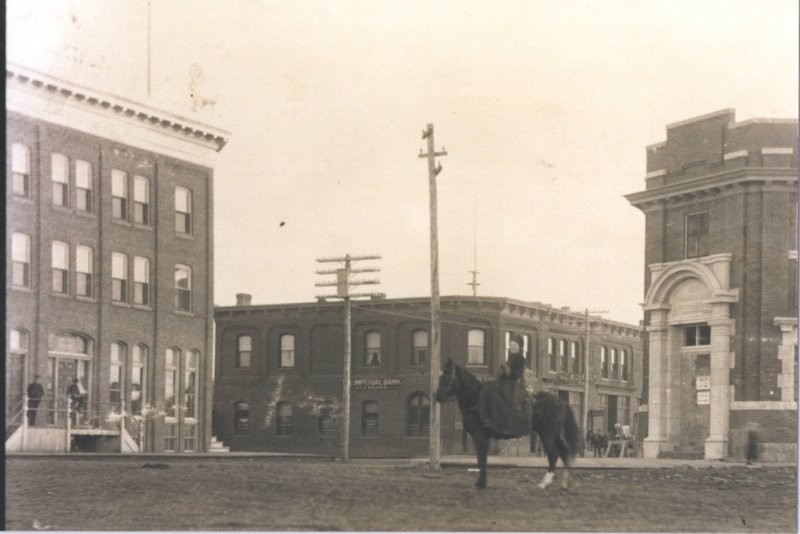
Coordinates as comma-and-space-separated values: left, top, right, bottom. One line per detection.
110, 342, 125, 412
281, 335, 295, 368
112, 252, 128, 302
412, 330, 428, 365
165, 349, 177, 419
175, 264, 192, 312
112, 170, 128, 221
571, 341, 580, 374
601, 347, 609, 379
75, 160, 92, 212
183, 424, 196, 452
548, 337, 557, 372
133, 256, 150, 306
467, 329, 485, 365
175, 187, 192, 235
76, 246, 93, 297
164, 424, 177, 452
12, 143, 31, 197
620, 350, 629, 381
134, 175, 150, 225
686, 211, 709, 258
559, 339, 568, 371
365, 332, 381, 366
52, 241, 69, 294
51, 153, 69, 207
12, 233, 31, 288
184, 351, 198, 420
684, 325, 711, 346
237, 336, 252, 368
611, 348, 618, 379
131, 345, 147, 416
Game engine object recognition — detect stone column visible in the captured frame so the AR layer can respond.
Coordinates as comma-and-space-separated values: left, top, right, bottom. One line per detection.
643, 308, 670, 458
705, 314, 733, 459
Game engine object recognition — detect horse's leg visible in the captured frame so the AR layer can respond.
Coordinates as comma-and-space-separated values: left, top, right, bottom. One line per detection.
472, 433, 489, 489
554, 437, 573, 489
537, 435, 558, 490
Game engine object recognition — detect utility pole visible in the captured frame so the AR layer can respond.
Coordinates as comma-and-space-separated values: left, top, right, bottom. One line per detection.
316, 254, 383, 462
419, 124, 447, 470
468, 197, 479, 296
582, 308, 608, 456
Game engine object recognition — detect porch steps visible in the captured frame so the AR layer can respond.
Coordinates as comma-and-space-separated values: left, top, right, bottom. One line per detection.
208, 436, 230, 453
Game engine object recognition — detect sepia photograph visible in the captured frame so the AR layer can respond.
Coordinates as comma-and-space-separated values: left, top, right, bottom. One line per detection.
5, 0, 798, 531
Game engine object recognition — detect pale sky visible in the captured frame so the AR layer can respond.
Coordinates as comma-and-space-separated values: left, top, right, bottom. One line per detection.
7, 0, 799, 324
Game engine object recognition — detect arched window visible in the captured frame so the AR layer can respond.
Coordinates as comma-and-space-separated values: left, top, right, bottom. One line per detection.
7, 328, 29, 411
110, 342, 127, 412
365, 331, 381, 366
467, 329, 485, 365
237, 335, 252, 368
318, 401, 335, 436
165, 348, 179, 418
412, 330, 428, 365
406, 393, 430, 437
361, 401, 378, 437
280, 334, 295, 368
234, 402, 250, 434
276, 402, 293, 436
131, 344, 148, 416
184, 350, 199, 420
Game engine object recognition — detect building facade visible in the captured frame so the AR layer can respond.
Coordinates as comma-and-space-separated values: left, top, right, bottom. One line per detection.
5, 63, 229, 452
213, 295, 644, 458
626, 109, 798, 461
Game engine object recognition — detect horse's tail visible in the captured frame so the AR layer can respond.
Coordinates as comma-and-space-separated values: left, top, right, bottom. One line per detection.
563, 404, 580, 458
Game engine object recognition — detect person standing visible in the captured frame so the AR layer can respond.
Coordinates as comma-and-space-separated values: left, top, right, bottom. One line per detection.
67, 378, 87, 425
26, 375, 45, 426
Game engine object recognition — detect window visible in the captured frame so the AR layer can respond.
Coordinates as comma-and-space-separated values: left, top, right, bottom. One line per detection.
76, 246, 93, 298
601, 347, 609, 379
52, 241, 69, 294
164, 424, 177, 452
548, 337, 557, 372
571, 341, 580, 374
684, 325, 711, 346
51, 153, 69, 207
276, 402, 293, 436
620, 350, 628, 381
11, 143, 31, 197
184, 350, 198, 420
175, 187, 192, 235
318, 402, 335, 436
686, 211, 709, 258
412, 330, 428, 365
11, 233, 31, 288
234, 402, 250, 434
361, 401, 378, 437
8, 329, 29, 411
505, 332, 529, 364
365, 331, 381, 366
133, 256, 150, 306
175, 265, 192, 312
165, 348, 178, 418
183, 423, 196, 451
237, 336, 252, 368
467, 329, 485, 365
559, 339, 568, 371
280, 334, 295, 368
133, 176, 150, 225
75, 160, 92, 212
131, 345, 147, 416
610, 348, 618, 379
110, 342, 126, 412
112, 253, 128, 303
406, 393, 430, 437
111, 170, 128, 221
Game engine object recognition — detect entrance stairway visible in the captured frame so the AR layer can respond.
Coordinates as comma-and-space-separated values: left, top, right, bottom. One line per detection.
208, 436, 230, 453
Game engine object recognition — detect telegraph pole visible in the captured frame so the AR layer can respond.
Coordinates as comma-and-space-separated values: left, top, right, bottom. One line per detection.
316, 254, 383, 462
582, 308, 608, 456
419, 124, 447, 470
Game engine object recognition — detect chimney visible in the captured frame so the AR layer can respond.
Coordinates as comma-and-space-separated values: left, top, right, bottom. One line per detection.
236, 293, 252, 306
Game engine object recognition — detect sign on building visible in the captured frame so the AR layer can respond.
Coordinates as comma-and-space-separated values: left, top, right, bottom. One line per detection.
696, 390, 710, 405
696, 376, 711, 390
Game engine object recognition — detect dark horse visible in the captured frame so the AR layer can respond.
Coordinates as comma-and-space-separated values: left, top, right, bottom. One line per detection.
435, 358, 580, 489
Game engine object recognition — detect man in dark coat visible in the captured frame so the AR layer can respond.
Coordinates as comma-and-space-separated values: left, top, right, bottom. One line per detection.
26, 375, 45, 426
477, 334, 531, 437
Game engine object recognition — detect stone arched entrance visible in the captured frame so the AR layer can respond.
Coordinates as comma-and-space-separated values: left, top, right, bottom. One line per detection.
642, 253, 738, 459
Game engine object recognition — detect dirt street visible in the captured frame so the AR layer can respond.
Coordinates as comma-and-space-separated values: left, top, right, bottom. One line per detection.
5, 457, 796, 532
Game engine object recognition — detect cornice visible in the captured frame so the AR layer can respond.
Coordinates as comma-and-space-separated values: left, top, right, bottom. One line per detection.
6, 63, 230, 167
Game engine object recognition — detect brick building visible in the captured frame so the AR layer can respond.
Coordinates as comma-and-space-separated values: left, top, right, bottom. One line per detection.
626, 109, 798, 461
5, 63, 229, 452
213, 295, 644, 458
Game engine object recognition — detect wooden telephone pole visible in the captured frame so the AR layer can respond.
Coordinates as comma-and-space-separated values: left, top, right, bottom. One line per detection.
582, 308, 608, 454
316, 254, 383, 462
419, 124, 447, 470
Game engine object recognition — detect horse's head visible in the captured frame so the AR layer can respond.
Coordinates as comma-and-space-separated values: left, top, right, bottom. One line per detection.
435, 358, 459, 403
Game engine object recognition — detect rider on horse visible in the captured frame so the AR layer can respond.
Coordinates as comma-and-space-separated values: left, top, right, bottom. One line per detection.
477, 334, 531, 437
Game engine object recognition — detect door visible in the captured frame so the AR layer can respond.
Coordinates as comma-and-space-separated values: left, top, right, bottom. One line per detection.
679, 352, 710, 451
607, 396, 618, 434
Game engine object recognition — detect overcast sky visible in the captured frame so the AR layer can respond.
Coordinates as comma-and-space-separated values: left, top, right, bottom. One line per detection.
8, 0, 799, 324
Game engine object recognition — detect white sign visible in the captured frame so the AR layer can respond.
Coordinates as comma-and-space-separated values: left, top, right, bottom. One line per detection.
696, 376, 711, 390
696, 391, 710, 405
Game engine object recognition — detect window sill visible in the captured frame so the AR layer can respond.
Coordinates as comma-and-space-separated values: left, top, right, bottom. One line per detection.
50, 292, 71, 300
132, 304, 153, 312
10, 286, 34, 294
175, 232, 194, 240
75, 296, 96, 303
111, 301, 132, 308
75, 210, 96, 219
133, 223, 152, 231
112, 218, 133, 227
173, 310, 195, 317
10, 195, 34, 204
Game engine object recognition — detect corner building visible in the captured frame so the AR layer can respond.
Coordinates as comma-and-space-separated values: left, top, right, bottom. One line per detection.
626, 109, 797, 461
5, 63, 229, 452
213, 295, 644, 458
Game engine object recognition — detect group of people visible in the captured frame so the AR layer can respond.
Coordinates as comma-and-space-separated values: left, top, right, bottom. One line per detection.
25, 376, 87, 426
